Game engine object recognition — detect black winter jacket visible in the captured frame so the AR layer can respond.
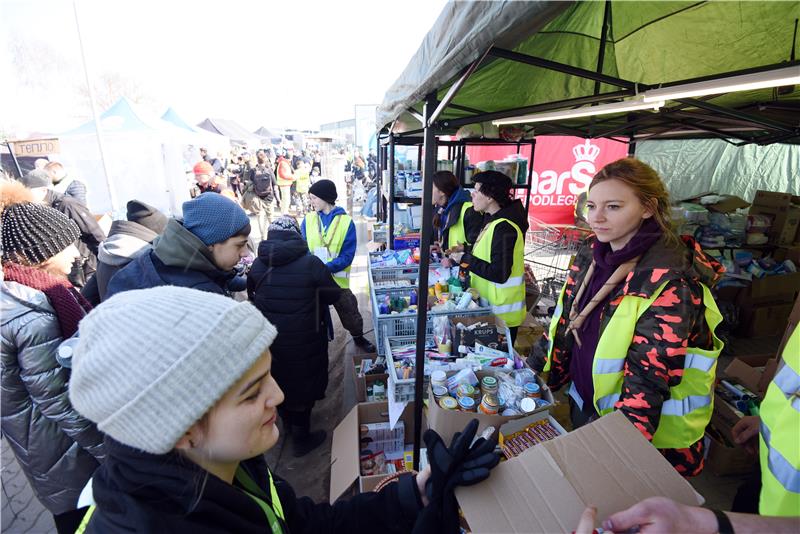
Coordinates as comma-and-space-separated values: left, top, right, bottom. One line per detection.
95, 220, 159, 301
247, 231, 341, 405
462, 199, 529, 283
85, 438, 423, 533
46, 190, 106, 287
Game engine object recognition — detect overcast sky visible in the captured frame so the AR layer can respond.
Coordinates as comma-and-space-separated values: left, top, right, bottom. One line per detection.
0, 0, 448, 135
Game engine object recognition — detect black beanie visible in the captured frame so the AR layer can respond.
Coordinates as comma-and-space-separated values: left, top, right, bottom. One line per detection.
309, 179, 337, 205
126, 200, 168, 235
1, 203, 80, 265
20, 170, 50, 189
473, 170, 513, 206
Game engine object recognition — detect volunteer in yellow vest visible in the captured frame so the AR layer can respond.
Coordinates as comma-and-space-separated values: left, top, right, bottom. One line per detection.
69, 286, 461, 533
542, 158, 725, 476
302, 179, 376, 352
431, 170, 483, 267
449, 171, 528, 341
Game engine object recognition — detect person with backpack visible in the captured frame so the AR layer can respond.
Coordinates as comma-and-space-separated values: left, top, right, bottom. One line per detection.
246, 149, 277, 239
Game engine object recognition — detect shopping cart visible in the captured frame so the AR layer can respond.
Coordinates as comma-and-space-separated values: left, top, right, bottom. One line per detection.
524, 218, 592, 316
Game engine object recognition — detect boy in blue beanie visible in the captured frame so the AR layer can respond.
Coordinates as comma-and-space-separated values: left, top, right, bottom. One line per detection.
106, 193, 251, 298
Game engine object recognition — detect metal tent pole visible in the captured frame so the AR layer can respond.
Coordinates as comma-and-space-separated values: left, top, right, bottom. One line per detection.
388, 135, 396, 244
413, 93, 438, 470
376, 142, 383, 221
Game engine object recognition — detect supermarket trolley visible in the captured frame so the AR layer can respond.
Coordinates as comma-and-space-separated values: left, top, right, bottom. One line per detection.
524, 218, 592, 316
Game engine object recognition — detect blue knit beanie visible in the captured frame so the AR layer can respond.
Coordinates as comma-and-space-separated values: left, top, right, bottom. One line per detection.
182, 193, 250, 245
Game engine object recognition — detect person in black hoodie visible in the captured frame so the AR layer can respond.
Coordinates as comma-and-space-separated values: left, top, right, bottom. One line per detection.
91, 199, 168, 302
247, 216, 341, 457
448, 171, 529, 341
68, 286, 500, 534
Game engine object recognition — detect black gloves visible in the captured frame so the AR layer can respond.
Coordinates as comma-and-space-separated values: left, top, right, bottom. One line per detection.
412, 419, 501, 534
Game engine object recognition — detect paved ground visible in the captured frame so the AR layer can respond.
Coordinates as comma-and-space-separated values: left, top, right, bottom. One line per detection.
0, 211, 783, 532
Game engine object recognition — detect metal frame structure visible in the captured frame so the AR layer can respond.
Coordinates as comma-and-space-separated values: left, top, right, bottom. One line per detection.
377, 3, 799, 469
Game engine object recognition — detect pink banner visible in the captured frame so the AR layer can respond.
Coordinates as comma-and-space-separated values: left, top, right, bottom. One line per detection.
466, 137, 628, 227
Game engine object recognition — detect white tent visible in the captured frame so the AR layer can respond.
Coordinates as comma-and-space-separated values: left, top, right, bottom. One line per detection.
59, 98, 206, 216
161, 107, 231, 160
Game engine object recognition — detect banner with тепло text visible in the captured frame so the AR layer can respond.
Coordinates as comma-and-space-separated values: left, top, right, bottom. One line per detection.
466, 137, 628, 227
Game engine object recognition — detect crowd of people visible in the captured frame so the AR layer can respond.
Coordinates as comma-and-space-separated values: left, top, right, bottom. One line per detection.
1, 152, 797, 533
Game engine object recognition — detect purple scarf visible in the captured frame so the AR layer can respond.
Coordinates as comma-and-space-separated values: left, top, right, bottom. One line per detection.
569, 218, 662, 412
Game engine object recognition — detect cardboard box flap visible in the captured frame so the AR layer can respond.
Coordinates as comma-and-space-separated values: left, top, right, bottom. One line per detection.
547, 412, 702, 518
456, 446, 584, 533
456, 412, 701, 533
329, 404, 361, 503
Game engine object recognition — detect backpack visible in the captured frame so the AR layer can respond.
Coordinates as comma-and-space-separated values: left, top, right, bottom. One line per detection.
251, 165, 274, 199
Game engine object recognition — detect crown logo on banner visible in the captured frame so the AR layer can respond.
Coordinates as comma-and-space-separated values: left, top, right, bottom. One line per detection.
573, 139, 601, 162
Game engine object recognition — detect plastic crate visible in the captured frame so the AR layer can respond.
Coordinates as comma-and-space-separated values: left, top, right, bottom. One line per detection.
384, 335, 435, 403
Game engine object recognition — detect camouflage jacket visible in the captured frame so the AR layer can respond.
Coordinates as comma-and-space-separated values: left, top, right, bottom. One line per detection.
547, 235, 724, 475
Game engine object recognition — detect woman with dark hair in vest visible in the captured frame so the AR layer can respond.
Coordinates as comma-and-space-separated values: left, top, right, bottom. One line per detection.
68, 286, 500, 533
430, 170, 483, 268
447, 171, 529, 341
543, 158, 725, 477
0, 180, 105, 533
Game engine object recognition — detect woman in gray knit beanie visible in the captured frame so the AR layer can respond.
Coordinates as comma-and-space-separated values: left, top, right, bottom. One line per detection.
69, 286, 486, 533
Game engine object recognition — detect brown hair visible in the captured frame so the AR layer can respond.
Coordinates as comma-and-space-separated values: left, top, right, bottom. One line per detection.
432, 170, 459, 230
590, 158, 678, 245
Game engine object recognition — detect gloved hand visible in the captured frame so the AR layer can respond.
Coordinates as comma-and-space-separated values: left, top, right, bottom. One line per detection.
412, 419, 500, 534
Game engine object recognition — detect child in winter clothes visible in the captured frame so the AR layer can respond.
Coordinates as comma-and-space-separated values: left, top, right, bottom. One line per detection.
0, 180, 105, 534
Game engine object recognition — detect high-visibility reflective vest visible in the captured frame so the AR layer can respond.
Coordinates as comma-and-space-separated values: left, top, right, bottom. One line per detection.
75, 467, 286, 533
545, 279, 724, 449
444, 202, 473, 249
305, 211, 353, 288
759, 324, 800, 516
469, 218, 526, 327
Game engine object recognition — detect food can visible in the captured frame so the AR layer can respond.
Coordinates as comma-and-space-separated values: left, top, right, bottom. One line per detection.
481, 376, 498, 395
479, 394, 499, 415
456, 383, 475, 399
439, 396, 458, 410
520, 397, 537, 414
523, 382, 542, 398
373, 381, 386, 401
458, 396, 476, 412
432, 385, 448, 400
431, 370, 447, 389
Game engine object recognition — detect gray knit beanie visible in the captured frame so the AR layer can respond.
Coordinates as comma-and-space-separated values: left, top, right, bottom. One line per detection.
69, 286, 278, 454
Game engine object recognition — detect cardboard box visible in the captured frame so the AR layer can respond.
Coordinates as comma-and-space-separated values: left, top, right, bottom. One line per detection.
744, 272, 800, 304
426, 370, 554, 445
706, 195, 751, 213
724, 354, 779, 398
778, 296, 800, 357
330, 401, 425, 503
737, 302, 794, 337
352, 354, 389, 403
775, 245, 800, 265
705, 429, 756, 476
749, 190, 800, 246
455, 411, 702, 533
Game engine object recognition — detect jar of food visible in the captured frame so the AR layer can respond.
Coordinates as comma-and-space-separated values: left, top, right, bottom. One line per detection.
458, 396, 476, 412
440, 396, 458, 410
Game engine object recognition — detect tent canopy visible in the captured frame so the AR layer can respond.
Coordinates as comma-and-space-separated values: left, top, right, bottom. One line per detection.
378, 0, 800, 144
162, 107, 199, 132
65, 97, 179, 135
197, 118, 260, 145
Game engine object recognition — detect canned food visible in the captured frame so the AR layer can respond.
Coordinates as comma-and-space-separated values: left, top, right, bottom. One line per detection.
479, 394, 499, 415
481, 376, 498, 395
523, 382, 541, 398
520, 397, 537, 414
458, 396, 476, 412
439, 396, 458, 410
432, 385, 448, 399
456, 383, 475, 399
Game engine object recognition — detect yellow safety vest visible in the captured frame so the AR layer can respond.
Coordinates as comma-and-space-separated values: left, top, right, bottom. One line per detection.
469, 218, 526, 327
75, 467, 286, 533
759, 324, 800, 516
305, 211, 353, 288
445, 202, 473, 249
545, 279, 724, 449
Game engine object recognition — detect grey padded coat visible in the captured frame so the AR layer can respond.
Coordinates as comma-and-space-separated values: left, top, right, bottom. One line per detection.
1, 281, 105, 515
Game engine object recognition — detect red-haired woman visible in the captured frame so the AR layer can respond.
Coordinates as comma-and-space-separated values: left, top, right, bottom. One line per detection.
543, 158, 725, 476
